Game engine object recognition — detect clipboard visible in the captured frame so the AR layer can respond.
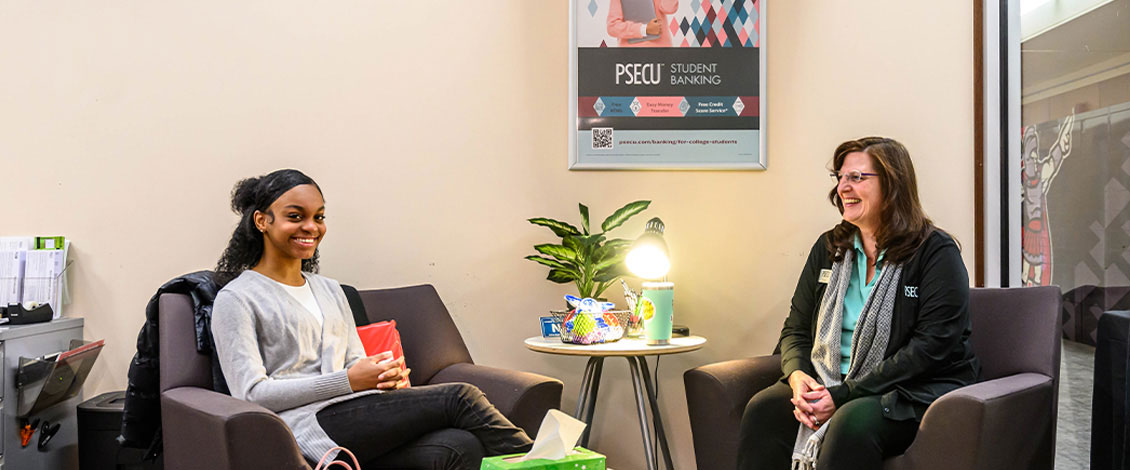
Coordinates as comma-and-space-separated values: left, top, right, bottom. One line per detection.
16, 339, 104, 417
621, 0, 660, 43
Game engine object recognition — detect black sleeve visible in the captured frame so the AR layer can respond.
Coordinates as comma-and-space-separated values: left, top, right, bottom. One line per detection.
340, 284, 370, 326
827, 236, 970, 406
778, 234, 828, 381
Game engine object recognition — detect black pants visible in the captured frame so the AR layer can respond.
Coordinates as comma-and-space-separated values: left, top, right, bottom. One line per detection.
738, 382, 918, 470
316, 383, 533, 469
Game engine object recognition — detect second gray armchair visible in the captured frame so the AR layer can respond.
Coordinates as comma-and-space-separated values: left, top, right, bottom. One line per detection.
684, 286, 1062, 470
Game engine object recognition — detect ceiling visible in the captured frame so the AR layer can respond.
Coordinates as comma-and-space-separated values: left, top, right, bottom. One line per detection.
1021, 0, 1130, 89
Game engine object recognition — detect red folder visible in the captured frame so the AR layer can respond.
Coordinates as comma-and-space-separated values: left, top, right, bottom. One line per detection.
355, 320, 410, 387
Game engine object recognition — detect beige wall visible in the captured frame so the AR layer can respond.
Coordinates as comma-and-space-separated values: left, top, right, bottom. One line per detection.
0, 1, 973, 469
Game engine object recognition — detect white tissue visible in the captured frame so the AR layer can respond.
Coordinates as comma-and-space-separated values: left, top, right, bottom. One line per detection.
518, 409, 587, 461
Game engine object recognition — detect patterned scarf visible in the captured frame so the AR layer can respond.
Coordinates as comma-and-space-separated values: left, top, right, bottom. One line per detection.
791, 251, 903, 470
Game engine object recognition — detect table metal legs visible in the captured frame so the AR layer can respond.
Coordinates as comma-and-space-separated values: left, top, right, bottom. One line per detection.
626, 357, 659, 470
572, 356, 674, 470
574, 357, 604, 447
632, 357, 673, 470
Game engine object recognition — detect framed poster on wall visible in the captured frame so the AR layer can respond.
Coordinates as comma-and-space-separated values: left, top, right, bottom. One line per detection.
569, 0, 765, 170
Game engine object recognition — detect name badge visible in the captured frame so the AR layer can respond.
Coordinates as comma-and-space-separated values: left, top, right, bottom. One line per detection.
818, 269, 832, 284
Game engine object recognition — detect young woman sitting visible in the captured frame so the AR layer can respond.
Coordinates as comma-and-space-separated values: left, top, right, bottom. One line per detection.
211, 169, 533, 469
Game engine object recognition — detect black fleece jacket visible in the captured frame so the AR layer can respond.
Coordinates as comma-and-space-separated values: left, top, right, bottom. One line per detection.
778, 229, 980, 421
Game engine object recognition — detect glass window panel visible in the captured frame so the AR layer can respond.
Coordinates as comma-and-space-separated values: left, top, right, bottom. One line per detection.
1020, 0, 1130, 347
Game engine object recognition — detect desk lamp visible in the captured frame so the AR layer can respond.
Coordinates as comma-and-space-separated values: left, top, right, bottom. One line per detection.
626, 218, 674, 345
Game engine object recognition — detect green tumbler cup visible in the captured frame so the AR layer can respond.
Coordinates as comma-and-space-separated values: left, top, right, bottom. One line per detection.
642, 282, 674, 345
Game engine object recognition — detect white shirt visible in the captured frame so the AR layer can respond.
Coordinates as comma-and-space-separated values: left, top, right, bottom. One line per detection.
275, 279, 324, 326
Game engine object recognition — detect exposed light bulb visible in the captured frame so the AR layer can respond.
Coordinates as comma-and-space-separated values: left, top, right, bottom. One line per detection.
626, 244, 670, 279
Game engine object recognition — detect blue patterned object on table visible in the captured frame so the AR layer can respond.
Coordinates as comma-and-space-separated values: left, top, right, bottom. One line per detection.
565, 295, 615, 313
540, 316, 560, 337
560, 295, 624, 344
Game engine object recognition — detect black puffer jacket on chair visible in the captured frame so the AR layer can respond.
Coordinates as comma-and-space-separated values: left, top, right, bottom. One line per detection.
120, 271, 226, 457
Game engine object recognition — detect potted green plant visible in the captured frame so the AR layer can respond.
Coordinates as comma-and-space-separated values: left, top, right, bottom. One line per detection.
525, 200, 650, 299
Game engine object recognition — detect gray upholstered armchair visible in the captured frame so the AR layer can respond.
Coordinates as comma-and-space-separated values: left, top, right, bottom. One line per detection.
684, 286, 1062, 470
159, 284, 562, 470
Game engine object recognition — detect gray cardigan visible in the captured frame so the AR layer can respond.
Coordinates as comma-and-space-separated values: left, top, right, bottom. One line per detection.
211, 270, 382, 462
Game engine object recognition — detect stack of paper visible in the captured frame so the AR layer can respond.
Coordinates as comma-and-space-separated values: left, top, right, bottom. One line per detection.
0, 237, 33, 307
0, 236, 69, 318
23, 250, 65, 316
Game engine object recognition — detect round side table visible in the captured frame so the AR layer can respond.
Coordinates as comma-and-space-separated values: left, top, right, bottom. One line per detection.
524, 335, 706, 470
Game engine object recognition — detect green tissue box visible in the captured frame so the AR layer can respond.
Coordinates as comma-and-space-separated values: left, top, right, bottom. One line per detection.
480, 447, 605, 470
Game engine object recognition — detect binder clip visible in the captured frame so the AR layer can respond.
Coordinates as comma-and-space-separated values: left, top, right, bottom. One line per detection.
38, 420, 60, 451
19, 418, 39, 448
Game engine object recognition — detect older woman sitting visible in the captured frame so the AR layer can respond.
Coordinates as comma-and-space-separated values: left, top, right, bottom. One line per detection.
738, 137, 980, 470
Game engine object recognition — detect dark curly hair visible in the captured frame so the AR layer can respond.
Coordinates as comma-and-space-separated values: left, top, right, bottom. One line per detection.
214, 169, 323, 286
825, 137, 943, 264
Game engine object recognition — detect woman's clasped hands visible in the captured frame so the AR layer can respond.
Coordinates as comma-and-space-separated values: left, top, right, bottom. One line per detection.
348, 351, 411, 392
788, 370, 836, 430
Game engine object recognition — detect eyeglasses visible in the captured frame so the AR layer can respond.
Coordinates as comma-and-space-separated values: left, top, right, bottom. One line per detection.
829, 170, 879, 184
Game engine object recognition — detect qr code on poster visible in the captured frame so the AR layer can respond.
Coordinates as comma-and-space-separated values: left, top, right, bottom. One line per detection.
592, 128, 613, 149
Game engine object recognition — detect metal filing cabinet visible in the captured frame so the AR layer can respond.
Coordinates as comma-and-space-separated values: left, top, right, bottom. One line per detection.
0, 317, 85, 470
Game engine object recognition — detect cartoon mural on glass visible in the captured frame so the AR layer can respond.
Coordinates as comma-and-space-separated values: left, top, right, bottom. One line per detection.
1021, 112, 1074, 286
